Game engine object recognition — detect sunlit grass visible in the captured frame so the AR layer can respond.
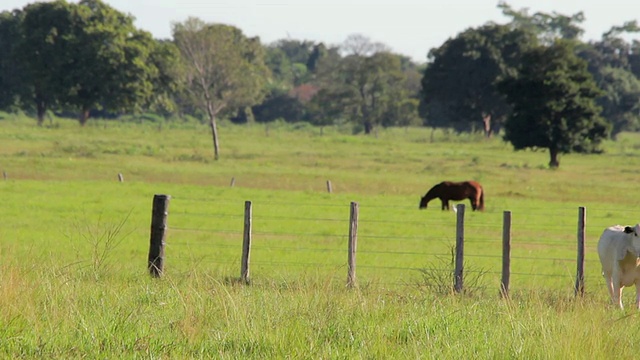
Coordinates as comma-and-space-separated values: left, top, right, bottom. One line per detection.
2, 113, 640, 357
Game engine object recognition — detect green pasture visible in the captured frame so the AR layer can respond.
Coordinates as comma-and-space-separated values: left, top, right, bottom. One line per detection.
2, 113, 640, 358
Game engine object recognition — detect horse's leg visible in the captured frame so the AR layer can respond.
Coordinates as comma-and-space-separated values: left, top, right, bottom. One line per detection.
441, 199, 448, 210
469, 198, 476, 211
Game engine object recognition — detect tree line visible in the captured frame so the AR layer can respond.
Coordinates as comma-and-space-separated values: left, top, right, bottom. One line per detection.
0, 1, 639, 166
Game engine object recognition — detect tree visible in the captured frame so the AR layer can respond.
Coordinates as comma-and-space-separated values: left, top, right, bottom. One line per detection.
63, 0, 159, 125
15, 0, 161, 125
307, 87, 349, 132
0, 9, 26, 111
306, 43, 329, 73
18, 0, 75, 125
499, 2, 585, 44
146, 39, 181, 117
595, 66, 640, 138
251, 88, 307, 123
268, 39, 316, 85
313, 34, 414, 134
264, 46, 295, 90
343, 51, 404, 133
499, 40, 609, 168
421, 24, 537, 136
172, 17, 270, 160
577, 22, 640, 138
271, 39, 315, 64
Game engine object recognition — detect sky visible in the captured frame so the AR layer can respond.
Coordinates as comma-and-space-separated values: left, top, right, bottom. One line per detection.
3, 0, 640, 62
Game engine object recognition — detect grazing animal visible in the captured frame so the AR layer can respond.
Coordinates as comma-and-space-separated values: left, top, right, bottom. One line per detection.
419, 181, 484, 211
597, 224, 640, 309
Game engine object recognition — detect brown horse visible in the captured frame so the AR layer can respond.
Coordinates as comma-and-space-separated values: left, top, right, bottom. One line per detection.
419, 181, 484, 211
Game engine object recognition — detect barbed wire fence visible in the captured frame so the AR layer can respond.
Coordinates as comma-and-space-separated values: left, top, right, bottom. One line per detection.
144, 193, 632, 297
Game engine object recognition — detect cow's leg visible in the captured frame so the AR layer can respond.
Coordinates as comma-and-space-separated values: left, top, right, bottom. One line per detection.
604, 272, 614, 301
613, 281, 624, 309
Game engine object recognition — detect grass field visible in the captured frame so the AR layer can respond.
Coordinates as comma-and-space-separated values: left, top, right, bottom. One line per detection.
2, 113, 640, 358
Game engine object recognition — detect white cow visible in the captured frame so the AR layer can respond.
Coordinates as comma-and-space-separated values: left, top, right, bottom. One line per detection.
597, 224, 640, 309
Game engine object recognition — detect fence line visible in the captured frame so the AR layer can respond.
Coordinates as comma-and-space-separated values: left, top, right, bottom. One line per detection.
147, 195, 615, 296
172, 207, 627, 228
164, 256, 593, 280
170, 232, 579, 251
171, 212, 244, 219
167, 242, 593, 260
165, 238, 600, 264
170, 225, 583, 249
169, 232, 596, 260
249, 215, 348, 222
174, 194, 639, 213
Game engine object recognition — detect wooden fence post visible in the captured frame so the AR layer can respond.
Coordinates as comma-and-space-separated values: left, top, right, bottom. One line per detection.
2, 171, 7, 180
148, 194, 171, 277
501, 211, 512, 298
454, 204, 465, 293
117, 173, 124, 182
326, 180, 332, 194
347, 201, 359, 288
575, 206, 586, 297
241, 200, 252, 284
230, 177, 236, 187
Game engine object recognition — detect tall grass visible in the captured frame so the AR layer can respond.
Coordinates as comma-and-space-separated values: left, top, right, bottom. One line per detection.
2, 113, 640, 358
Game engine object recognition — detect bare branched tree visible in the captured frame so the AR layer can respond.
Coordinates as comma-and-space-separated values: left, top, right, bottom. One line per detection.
172, 17, 269, 160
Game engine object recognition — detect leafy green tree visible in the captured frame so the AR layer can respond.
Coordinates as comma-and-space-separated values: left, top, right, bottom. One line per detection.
602, 21, 640, 47
400, 56, 424, 97
596, 66, 640, 138
579, 21, 640, 75
499, 40, 609, 168
381, 98, 421, 128
18, 0, 75, 125
630, 41, 640, 80
307, 87, 348, 132
146, 39, 181, 117
264, 46, 295, 90
0, 9, 26, 111
314, 34, 414, 134
306, 43, 330, 73
343, 51, 406, 133
251, 88, 306, 123
272, 39, 315, 64
421, 24, 537, 136
15, 0, 161, 125
577, 22, 640, 138
172, 17, 270, 160
259, 41, 338, 124
498, 2, 585, 44
268, 39, 317, 86
63, 0, 159, 125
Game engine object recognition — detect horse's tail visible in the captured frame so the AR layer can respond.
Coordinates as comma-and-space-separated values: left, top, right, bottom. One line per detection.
478, 187, 485, 211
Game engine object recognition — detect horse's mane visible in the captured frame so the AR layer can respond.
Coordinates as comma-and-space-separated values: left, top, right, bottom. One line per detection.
423, 182, 442, 199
